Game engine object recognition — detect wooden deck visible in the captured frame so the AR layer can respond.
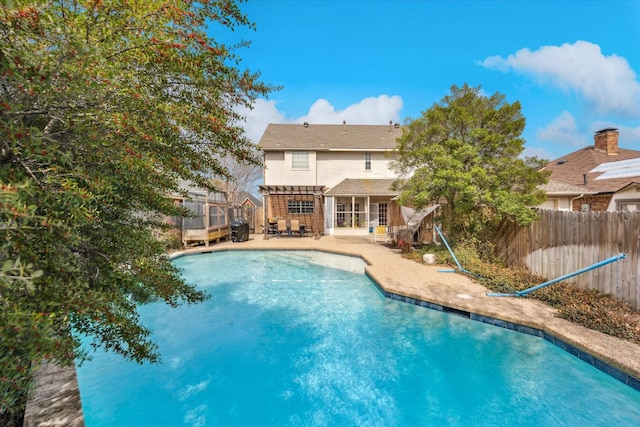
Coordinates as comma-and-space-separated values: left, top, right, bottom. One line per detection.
182, 226, 230, 246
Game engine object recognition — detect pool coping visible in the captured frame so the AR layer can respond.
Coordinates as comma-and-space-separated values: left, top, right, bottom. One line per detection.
379, 287, 640, 391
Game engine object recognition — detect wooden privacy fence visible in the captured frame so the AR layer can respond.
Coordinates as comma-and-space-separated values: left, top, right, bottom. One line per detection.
495, 209, 640, 310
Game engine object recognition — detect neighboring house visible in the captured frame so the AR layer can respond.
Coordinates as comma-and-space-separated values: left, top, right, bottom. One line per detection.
540, 128, 640, 212
236, 191, 263, 234
258, 122, 404, 237
238, 191, 262, 209
538, 179, 596, 211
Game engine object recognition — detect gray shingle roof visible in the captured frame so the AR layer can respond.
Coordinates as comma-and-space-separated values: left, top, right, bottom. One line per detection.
239, 191, 262, 207
539, 179, 596, 195
324, 178, 399, 196
258, 123, 403, 151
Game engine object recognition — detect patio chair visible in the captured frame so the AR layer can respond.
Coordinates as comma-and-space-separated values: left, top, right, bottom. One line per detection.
266, 219, 278, 236
290, 219, 301, 237
277, 219, 288, 237
374, 225, 388, 243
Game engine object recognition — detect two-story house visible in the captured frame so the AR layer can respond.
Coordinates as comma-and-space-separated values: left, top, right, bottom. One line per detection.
258, 122, 403, 238
539, 128, 640, 212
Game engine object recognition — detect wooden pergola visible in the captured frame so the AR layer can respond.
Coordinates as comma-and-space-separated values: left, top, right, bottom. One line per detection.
259, 185, 326, 239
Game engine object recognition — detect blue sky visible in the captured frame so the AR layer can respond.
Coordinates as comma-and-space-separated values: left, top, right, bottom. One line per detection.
219, 0, 640, 161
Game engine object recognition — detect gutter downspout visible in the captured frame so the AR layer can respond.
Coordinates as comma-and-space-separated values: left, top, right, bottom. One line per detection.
570, 193, 584, 211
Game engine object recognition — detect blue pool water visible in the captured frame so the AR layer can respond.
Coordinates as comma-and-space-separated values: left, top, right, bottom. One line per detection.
76, 250, 640, 426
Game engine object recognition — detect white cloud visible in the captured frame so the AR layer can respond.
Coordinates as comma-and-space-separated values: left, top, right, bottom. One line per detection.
184, 404, 208, 427
236, 98, 288, 143
298, 95, 403, 125
522, 146, 553, 161
481, 41, 640, 117
617, 126, 640, 147
537, 111, 589, 147
237, 95, 404, 143
179, 379, 210, 401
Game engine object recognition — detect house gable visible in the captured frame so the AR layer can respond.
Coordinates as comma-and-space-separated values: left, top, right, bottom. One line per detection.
238, 191, 262, 208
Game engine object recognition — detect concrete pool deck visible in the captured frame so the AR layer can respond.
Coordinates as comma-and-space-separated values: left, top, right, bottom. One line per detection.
24, 234, 640, 426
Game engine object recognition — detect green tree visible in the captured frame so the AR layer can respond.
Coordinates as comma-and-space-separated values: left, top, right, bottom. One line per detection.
0, 0, 273, 418
392, 84, 548, 241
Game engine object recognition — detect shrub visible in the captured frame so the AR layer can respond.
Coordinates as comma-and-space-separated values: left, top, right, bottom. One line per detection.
399, 240, 412, 254
405, 243, 640, 345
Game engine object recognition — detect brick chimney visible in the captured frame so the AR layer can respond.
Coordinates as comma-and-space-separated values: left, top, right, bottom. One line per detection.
594, 128, 619, 155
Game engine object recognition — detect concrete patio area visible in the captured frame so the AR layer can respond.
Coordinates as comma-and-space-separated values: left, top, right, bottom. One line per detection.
24, 234, 640, 426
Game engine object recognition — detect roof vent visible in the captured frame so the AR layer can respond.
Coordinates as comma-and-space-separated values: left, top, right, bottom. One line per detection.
557, 159, 566, 165
342, 120, 346, 131
303, 122, 309, 128
394, 123, 400, 129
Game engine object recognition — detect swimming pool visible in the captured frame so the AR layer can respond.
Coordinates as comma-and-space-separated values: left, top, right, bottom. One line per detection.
76, 250, 640, 426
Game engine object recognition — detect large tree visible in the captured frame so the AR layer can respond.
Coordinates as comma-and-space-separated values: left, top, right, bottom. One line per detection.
392, 84, 548, 240
0, 0, 272, 417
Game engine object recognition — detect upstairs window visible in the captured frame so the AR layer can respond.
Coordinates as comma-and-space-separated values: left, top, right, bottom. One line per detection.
291, 151, 309, 169
364, 152, 371, 170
